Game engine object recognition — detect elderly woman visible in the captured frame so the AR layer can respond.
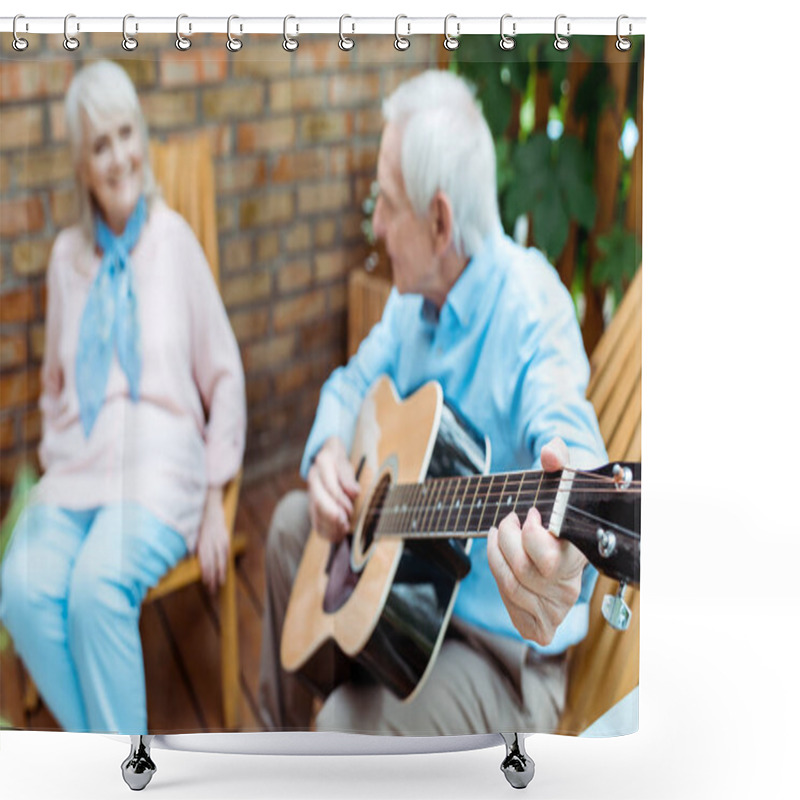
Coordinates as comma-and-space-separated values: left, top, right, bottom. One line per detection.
0, 61, 246, 734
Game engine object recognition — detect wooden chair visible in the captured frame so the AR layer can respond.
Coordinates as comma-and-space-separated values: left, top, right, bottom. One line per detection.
23, 134, 246, 731
556, 267, 641, 734
347, 265, 643, 735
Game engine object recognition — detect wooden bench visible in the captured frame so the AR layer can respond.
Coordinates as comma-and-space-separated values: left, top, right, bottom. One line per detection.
347, 266, 642, 734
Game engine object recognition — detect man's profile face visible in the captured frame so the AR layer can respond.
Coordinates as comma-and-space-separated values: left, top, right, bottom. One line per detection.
372, 123, 438, 299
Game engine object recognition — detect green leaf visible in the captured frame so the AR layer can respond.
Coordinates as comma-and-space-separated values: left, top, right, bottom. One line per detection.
593, 224, 642, 297
556, 137, 597, 229
533, 182, 570, 261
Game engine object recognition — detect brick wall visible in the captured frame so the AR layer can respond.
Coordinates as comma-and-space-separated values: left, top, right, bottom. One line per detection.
0, 32, 440, 507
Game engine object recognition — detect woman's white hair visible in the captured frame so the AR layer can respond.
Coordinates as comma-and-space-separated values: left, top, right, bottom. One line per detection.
382, 70, 501, 258
64, 60, 159, 240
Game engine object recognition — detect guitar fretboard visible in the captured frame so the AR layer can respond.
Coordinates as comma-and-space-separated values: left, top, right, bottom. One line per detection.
374, 470, 566, 540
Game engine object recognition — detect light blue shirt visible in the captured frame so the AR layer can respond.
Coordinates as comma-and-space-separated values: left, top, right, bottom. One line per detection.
301, 228, 608, 655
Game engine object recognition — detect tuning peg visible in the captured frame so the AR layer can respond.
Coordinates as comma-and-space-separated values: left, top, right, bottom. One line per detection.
601, 581, 632, 630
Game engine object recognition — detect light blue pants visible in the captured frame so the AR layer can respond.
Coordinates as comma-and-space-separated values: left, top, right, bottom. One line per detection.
0, 502, 187, 734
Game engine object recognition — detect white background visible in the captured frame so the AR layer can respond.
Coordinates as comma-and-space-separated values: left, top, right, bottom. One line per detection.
2, 0, 800, 798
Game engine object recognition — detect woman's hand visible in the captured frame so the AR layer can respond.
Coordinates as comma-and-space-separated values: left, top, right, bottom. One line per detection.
197, 486, 229, 593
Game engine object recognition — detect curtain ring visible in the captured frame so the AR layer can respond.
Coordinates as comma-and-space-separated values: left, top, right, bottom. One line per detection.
122, 14, 138, 51
339, 14, 355, 51
443, 14, 459, 51
616, 15, 632, 51
12, 15, 29, 52
283, 15, 299, 51
175, 14, 191, 51
227, 15, 243, 51
499, 14, 516, 51
394, 15, 410, 51
554, 14, 570, 51
63, 13, 80, 51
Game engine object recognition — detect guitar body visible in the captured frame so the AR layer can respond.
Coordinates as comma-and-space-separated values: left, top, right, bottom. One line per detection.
281, 376, 489, 701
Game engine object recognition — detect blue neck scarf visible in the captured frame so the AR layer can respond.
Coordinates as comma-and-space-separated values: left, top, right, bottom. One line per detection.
75, 195, 147, 437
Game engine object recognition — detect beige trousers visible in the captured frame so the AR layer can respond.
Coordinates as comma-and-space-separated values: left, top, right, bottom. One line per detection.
258, 490, 567, 735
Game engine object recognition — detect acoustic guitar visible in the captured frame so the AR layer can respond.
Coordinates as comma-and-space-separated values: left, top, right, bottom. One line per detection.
281, 376, 640, 702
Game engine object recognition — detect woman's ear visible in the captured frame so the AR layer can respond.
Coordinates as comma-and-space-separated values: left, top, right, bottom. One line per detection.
428, 190, 455, 257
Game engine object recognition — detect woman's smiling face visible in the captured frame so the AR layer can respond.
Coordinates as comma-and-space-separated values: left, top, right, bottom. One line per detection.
82, 111, 144, 235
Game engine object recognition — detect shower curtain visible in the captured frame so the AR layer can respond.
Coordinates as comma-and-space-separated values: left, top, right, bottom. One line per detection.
0, 28, 643, 741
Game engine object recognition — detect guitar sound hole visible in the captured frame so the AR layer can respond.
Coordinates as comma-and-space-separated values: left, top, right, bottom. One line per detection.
358, 473, 392, 560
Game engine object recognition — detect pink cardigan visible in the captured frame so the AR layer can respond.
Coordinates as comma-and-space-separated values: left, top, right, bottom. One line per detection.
34, 199, 247, 551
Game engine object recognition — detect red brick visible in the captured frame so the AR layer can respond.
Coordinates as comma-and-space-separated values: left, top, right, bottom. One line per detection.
0, 196, 45, 238
278, 259, 313, 293
298, 181, 351, 215
22, 408, 41, 444
0, 286, 37, 324
161, 49, 228, 88
315, 250, 353, 283
231, 50, 292, 80
220, 238, 254, 274
328, 73, 381, 107
221, 271, 272, 308
13, 147, 73, 188
240, 192, 294, 228
0, 62, 75, 102
50, 187, 81, 228
273, 290, 326, 332
257, 233, 280, 262
237, 118, 296, 153
140, 91, 197, 129
0, 369, 41, 408
284, 223, 312, 254
29, 324, 45, 361
12, 239, 53, 278
0, 106, 44, 151
230, 307, 270, 343
354, 108, 385, 137
203, 85, 265, 121
300, 112, 351, 144
270, 77, 327, 113
291, 38, 351, 74
314, 220, 337, 248
0, 415, 14, 451
271, 150, 326, 183
0, 334, 27, 368
273, 362, 314, 397
242, 334, 295, 372
215, 158, 268, 194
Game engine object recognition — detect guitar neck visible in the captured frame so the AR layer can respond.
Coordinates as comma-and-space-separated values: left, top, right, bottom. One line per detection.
374, 465, 641, 586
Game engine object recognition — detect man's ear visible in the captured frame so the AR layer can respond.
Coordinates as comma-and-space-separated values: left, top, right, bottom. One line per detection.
428, 191, 455, 257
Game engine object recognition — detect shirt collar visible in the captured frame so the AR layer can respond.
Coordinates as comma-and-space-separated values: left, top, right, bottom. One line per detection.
435, 226, 506, 329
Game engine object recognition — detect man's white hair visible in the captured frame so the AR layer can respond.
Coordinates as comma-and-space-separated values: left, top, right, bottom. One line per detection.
382, 70, 501, 258
64, 60, 159, 240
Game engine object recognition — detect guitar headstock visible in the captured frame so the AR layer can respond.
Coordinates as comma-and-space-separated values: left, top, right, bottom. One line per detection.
556, 461, 641, 590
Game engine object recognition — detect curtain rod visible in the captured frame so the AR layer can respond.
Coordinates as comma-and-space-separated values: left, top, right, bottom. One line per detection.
0, 15, 646, 38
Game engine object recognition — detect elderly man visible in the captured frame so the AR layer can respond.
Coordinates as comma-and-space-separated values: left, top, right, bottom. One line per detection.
259, 70, 606, 735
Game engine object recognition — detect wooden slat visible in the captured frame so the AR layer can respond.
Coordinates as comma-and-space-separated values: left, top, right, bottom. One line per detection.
587, 268, 642, 393
607, 376, 642, 462
557, 267, 642, 735
145, 534, 246, 602
588, 300, 641, 421
597, 334, 642, 447
347, 271, 392, 358
142, 601, 203, 732
158, 584, 221, 730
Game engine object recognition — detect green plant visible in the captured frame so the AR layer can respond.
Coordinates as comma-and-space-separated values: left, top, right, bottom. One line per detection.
452, 34, 643, 351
